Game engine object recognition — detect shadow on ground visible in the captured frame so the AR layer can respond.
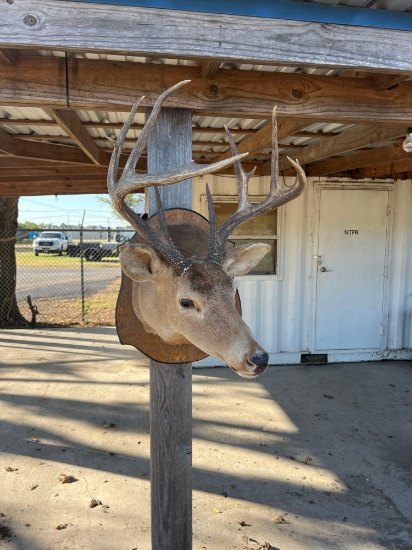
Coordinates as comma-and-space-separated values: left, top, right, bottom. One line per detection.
0, 327, 411, 549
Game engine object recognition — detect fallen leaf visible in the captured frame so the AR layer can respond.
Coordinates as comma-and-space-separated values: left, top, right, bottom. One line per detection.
56, 473, 76, 484
5, 467, 18, 472
89, 499, 102, 509
30, 484, 39, 491
271, 515, 290, 524
213, 508, 222, 514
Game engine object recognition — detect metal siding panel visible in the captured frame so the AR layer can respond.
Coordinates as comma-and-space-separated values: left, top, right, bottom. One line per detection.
193, 175, 412, 363
386, 179, 412, 349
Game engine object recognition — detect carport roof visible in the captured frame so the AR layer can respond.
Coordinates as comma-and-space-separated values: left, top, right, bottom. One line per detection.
0, 0, 411, 195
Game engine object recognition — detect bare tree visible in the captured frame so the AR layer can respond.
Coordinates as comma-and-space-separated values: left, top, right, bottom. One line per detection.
0, 197, 28, 327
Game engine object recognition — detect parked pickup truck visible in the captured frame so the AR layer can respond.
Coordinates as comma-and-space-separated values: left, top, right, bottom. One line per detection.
66, 241, 120, 260
84, 242, 120, 262
33, 231, 71, 256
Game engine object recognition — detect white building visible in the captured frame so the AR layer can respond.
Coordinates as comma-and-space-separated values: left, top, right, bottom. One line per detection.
193, 174, 412, 365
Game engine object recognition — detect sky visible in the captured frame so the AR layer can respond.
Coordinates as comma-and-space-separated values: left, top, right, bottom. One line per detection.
18, 194, 145, 228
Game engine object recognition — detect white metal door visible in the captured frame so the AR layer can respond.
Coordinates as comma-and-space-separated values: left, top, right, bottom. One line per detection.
314, 188, 389, 351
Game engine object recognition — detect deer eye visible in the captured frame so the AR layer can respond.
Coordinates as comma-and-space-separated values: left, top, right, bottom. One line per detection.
179, 299, 195, 309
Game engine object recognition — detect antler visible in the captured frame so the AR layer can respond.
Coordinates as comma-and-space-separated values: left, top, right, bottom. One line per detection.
208, 106, 307, 263
108, 80, 248, 273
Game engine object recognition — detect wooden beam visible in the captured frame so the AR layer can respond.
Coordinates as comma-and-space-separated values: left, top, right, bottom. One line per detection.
373, 73, 411, 91
0, 118, 256, 135
0, 165, 110, 179
0, 128, 119, 165
341, 69, 411, 91
201, 62, 221, 79
0, 128, 15, 154
0, 180, 109, 196
13, 139, 96, 165
346, 158, 412, 179
306, 141, 411, 177
213, 119, 310, 163
0, 157, 82, 169
0, 151, 261, 178
274, 124, 407, 174
0, 172, 109, 184
1, 1, 411, 72
294, 131, 338, 139
2, 55, 412, 123
0, 49, 16, 66
44, 108, 101, 165
13, 134, 235, 150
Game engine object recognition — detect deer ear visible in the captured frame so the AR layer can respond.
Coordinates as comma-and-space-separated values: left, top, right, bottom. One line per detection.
223, 243, 271, 276
119, 243, 163, 282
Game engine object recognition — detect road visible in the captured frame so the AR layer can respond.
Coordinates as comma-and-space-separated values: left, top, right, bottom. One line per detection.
16, 265, 121, 300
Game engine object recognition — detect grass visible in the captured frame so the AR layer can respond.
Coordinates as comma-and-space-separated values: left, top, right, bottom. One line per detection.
16, 249, 120, 268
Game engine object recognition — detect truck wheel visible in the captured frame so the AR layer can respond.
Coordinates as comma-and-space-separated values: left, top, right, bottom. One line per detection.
85, 250, 97, 261
58, 247, 63, 256
34, 251, 39, 256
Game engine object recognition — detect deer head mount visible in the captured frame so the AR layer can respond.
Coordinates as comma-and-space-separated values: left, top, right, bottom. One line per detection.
108, 81, 306, 378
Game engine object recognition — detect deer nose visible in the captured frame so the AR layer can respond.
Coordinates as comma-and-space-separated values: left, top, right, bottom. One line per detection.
248, 351, 269, 375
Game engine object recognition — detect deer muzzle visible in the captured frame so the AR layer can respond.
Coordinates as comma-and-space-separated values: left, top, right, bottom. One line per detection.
241, 350, 269, 378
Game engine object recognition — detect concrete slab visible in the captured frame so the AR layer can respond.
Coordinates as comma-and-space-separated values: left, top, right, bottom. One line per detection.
0, 327, 411, 550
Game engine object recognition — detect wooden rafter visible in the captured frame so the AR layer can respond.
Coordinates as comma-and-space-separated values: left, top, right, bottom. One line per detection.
1, 55, 412, 123
201, 62, 221, 79
0, 180, 109, 196
0, 128, 15, 154
12, 134, 236, 150
346, 158, 412, 179
44, 108, 101, 165
213, 120, 311, 164
0, 118, 256, 135
373, 73, 411, 91
306, 141, 410, 177
271, 124, 407, 175
0, 49, 15, 66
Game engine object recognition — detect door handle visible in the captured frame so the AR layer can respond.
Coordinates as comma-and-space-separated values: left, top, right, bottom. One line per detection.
320, 266, 331, 272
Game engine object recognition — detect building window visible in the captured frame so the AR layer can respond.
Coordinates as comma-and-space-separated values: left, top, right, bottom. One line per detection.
210, 197, 279, 275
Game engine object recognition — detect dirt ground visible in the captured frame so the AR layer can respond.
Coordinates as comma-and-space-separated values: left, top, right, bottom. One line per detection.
0, 327, 411, 550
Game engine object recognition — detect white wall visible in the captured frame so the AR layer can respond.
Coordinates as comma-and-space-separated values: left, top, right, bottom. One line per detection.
192, 175, 412, 365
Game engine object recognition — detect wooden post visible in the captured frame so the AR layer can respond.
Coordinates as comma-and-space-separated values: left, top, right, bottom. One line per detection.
147, 107, 193, 550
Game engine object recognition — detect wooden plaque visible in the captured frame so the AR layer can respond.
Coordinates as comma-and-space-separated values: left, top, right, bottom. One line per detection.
116, 208, 241, 364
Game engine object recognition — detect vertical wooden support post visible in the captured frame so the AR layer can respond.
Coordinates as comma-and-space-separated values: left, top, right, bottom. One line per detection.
147, 107, 193, 550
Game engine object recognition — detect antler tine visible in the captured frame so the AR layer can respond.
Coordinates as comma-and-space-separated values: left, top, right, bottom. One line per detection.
153, 186, 192, 274
206, 184, 221, 264
216, 106, 307, 253
107, 81, 251, 273
116, 188, 192, 275
107, 96, 145, 198
121, 80, 191, 182
109, 80, 249, 201
216, 128, 257, 248
225, 126, 256, 211
270, 106, 280, 197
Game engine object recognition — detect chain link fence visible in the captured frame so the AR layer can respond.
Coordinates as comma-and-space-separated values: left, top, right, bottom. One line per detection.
3, 227, 133, 327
